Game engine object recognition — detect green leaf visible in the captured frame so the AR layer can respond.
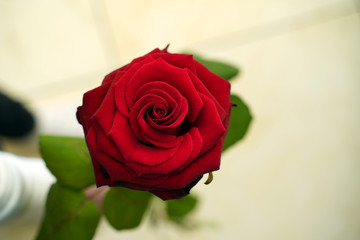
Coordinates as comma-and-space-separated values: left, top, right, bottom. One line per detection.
103, 187, 152, 230
39, 135, 95, 190
223, 95, 252, 151
184, 52, 240, 81
165, 195, 198, 221
36, 183, 101, 240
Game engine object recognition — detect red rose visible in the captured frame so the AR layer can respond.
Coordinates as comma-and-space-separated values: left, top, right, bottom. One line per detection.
76, 47, 231, 200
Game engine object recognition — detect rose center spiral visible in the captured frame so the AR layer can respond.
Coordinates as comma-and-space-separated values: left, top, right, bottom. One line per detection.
151, 103, 168, 118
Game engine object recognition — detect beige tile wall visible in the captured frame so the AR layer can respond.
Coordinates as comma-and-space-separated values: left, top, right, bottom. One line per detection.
0, 0, 359, 239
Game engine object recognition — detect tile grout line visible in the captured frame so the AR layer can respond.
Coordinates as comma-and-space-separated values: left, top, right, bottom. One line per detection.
14, 1, 122, 104
21, 70, 105, 105
88, 0, 122, 69
188, 1, 359, 51
16, 1, 360, 104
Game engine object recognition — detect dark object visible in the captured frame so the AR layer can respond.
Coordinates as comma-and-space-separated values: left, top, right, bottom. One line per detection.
0, 91, 35, 137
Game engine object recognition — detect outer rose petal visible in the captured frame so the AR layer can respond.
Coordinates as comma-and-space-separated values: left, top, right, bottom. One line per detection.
151, 53, 197, 73
102, 67, 125, 85
150, 176, 203, 200
154, 137, 225, 189
103, 48, 164, 82
195, 93, 226, 155
86, 127, 169, 187
92, 87, 117, 135
194, 61, 231, 110
77, 81, 111, 134
91, 158, 112, 187
186, 69, 227, 121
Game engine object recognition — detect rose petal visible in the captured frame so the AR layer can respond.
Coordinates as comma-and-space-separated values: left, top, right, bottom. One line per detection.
140, 132, 183, 149
195, 93, 226, 155
154, 135, 224, 189
109, 112, 180, 166
152, 53, 197, 73
132, 81, 180, 109
125, 58, 203, 123
129, 92, 186, 147
86, 127, 168, 187
114, 56, 156, 118
92, 116, 127, 167
147, 97, 188, 134
77, 81, 112, 134
92, 87, 117, 135
186, 69, 227, 121
150, 176, 202, 200
102, 68, 125, 85
110, 48, 163, 76
130, 94, 173, 144
124, 127, 202, 176
194, 61, 231, 110
91, 158, 112, 187
132, 81, 189, 135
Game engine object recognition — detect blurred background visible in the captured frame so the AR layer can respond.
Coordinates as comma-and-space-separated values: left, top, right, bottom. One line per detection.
0, 0, 360, 239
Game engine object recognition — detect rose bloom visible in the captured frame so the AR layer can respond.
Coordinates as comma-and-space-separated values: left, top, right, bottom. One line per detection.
77, 47, 232, 200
